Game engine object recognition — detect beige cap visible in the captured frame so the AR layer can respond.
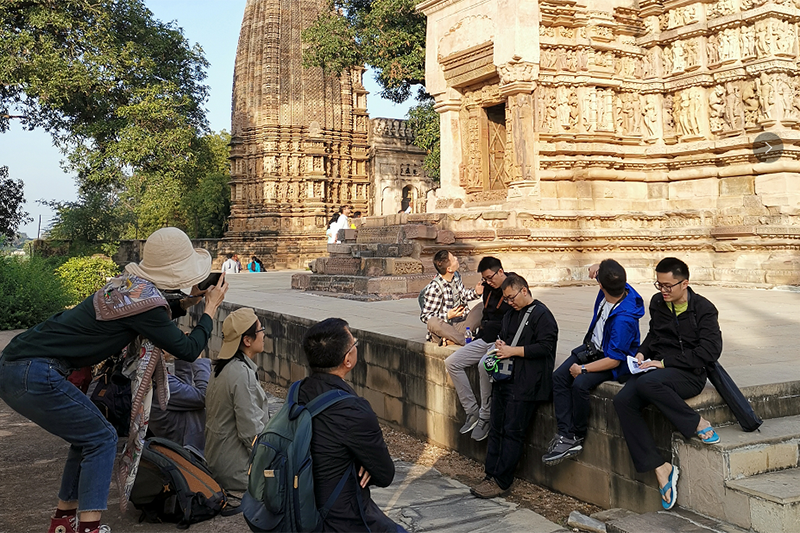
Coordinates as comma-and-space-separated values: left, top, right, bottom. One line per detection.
125, 227, 212, 290
218, 308, 259, 360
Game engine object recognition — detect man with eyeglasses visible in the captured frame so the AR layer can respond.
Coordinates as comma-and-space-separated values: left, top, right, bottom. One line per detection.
543, 259, 645, 466
471, 274, 558, 499
445, 257, 515, 442
298, 318, 407, 532
420, 250, 483, 346
613, 257, 722, 511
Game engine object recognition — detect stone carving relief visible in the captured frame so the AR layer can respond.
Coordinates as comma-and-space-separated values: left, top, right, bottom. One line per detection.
709, 85, 726, 132
439, 15, 495, 59
498, 61, 536, 85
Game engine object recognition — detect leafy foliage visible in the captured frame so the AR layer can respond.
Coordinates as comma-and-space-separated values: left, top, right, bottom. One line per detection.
0, 166, 32, 240
407, 98, 440, 183
0, 255, 71, 330
55, 255, 119, 304
302, 0, 426, 103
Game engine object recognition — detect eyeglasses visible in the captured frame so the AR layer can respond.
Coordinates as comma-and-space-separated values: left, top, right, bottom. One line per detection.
343, 338, 359, 357
482, 269, 500, 283
654, 280, 685, 292
254, 327, 266, 334
503, 288, 524, 303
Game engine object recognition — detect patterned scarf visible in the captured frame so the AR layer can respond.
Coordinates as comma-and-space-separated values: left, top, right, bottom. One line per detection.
93, 274, 171, 511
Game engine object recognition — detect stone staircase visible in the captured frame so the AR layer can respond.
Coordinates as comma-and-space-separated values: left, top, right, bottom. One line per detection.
291, 213, 480, 300
674, 414, 800, 532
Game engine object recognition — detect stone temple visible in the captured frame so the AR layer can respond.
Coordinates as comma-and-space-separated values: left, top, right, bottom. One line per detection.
411, 0, 800, 286
226, 0, 432, 268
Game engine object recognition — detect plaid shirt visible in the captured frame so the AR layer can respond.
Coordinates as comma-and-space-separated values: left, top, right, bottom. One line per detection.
420, 272, 479, 338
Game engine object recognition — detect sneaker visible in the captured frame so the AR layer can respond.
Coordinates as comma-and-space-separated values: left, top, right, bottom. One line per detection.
79, 526, 111, 533
471, 418, 490, 441
470, 477, 511, 499
459, 412, 480, 434
541, 434, 584, 466
48, 515, 77, 533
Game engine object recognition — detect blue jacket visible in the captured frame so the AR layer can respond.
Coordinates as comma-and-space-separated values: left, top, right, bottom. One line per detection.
585, 283, 645, 380
149, 358, 211, 452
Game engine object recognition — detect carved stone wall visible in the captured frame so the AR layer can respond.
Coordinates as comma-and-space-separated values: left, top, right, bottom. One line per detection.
370, 118, 436, 215
228, 0, 370, 268
419, 0, 800, 286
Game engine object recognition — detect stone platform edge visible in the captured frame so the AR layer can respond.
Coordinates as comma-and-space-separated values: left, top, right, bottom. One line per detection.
180, 302, 800, 514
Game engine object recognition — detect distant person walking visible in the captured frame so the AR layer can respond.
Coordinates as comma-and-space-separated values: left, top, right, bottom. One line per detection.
247, 256, 263, 273
0, 227, 228, 533
222, 253, 240, 275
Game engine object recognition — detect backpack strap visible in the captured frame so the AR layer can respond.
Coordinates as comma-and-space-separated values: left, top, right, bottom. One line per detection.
305, 389, 353, 417
316, 463, 358, 529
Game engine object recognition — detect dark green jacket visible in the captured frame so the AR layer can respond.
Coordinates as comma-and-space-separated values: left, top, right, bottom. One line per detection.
2, 295, 212, 368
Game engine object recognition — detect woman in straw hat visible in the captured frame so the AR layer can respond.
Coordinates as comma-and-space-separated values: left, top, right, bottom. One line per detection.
204, 307, 270, 492
0, 227, 228, 533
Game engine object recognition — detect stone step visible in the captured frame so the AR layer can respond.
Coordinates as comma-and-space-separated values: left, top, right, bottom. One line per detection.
674, 414, 800, 531
607, 508, 750, 533
725, 469, 800, 533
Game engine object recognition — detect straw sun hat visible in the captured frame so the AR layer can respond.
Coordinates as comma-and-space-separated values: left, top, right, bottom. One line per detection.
125, 227, 212, 290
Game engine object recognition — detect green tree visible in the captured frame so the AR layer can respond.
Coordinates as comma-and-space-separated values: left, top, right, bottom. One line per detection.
302, 0, 439, 182
181, 131, 232, 239
0, 166, 31, 241
0, 0, 209, 189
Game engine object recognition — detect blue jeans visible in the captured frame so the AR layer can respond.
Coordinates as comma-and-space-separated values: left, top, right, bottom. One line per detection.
0, 354, 118, 512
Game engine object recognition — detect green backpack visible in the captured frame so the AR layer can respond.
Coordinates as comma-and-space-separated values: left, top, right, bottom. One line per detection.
242, 380, 354, 533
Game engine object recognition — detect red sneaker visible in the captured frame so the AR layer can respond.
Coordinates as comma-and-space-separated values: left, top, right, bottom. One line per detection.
48, 515, 77, 533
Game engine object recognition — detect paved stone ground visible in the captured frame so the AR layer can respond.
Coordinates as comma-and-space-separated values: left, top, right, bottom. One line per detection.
225, 271, 800, 388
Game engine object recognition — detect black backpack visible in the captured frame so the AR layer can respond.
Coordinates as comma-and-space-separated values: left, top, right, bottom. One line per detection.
88, 357, 131, 437
130, 437, 236, 529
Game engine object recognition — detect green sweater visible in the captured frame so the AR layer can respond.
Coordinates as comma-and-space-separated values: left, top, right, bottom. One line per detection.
2, 295, 213, 368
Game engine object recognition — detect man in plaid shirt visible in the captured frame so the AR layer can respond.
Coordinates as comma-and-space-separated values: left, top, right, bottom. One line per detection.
420, 250, 483, 345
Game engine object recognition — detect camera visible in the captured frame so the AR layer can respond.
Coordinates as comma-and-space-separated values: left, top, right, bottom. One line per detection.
571, 342, 603, 365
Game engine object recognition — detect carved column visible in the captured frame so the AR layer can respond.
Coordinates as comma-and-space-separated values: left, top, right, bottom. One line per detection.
433, 89, 465, 205
499, 61, 539, 201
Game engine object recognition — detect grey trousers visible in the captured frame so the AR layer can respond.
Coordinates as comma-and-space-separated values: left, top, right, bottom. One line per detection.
427, 302, 484, 346
445, 338, 493, 420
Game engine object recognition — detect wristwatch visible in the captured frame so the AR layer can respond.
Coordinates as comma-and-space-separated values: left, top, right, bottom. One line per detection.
581, 365, 587, 374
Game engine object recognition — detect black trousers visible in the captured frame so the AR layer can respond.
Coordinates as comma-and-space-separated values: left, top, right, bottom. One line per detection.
613, 367, 706, 472
552, 354, 615, 439
484, 383, 538, 490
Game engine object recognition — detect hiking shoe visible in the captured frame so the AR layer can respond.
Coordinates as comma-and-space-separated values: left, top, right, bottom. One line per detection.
459, 412, 480, 434
48, 515, 77, 533
542, 434, 584, 466
471, 418, 490, 441
470, 477, 510, 499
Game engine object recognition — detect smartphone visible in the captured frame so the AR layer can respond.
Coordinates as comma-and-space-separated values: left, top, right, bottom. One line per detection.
197, 272, 222, 291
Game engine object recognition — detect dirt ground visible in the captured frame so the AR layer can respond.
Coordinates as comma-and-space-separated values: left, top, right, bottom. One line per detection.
265, 382, 600, 527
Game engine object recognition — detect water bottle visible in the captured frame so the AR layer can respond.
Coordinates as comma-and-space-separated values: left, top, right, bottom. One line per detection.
465, 327, 473, 344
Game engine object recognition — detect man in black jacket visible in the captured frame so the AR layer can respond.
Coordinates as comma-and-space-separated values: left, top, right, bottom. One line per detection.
471, 274, 558, 499
299, 318, 406, 532
445, 256, 514, 441
613, 257, 722, 511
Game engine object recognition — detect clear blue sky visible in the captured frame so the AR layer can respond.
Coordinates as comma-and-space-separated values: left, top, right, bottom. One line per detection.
1, 0, 414, 238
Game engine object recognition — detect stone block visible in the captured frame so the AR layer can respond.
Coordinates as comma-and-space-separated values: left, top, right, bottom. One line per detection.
261, 336, 274, 355
357, 226, 403, 244
407, 213, 444, 223
366, 276, 409, 294
407, 274, 435, 294
384, 395, 405, 425
402, 224, 438, 241
567, 511, 606, 533
497, 228, 531, 239
547, 460, 611, 508
366, 365, 403, 398
435, 230, 456, 244
728, 443, 799, 478
482, 211, 510, 220
609, 474, 662, 514
341, 229, 358, 242
453, 230, 496, 241
290, 362, 306, 382
720, 176, 755, 196
291, 273, 310, 289
327, 243, 354, 255
320, 257, 361, 275
750, 498, 800, 533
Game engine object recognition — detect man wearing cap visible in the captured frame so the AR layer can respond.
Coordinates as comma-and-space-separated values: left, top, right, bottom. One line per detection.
0, 227, 227, 533
205, 308, 270, 492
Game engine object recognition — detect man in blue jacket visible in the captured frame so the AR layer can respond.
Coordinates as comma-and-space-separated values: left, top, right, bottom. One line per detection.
543, 259, 644, 465
149, 357, 211, 452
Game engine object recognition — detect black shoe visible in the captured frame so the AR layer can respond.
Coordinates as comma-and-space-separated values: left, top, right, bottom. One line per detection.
542, 434, 583, 466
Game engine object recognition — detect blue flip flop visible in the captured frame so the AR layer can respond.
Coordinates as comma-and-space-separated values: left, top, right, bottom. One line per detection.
659, 465, 679, 510
697, 426, 720, 444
